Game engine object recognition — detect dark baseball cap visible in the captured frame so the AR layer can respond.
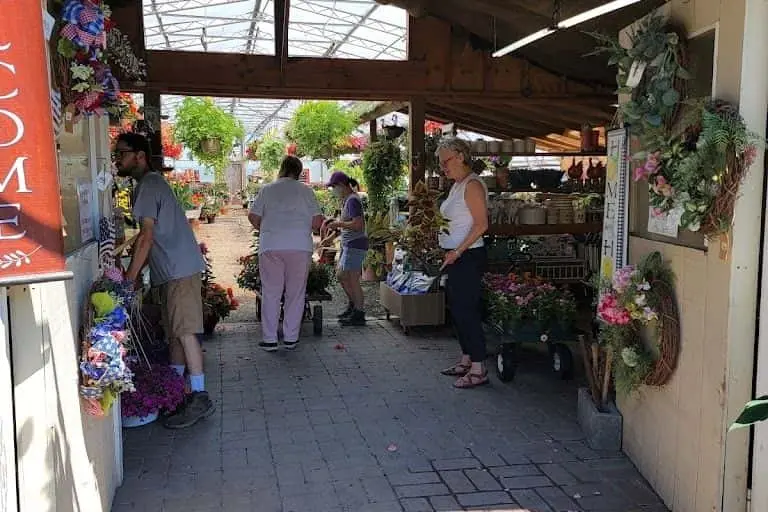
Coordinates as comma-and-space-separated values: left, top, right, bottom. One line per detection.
325, 171, 350, 188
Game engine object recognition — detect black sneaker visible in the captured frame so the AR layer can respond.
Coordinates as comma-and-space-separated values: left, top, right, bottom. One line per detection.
283, 340, 299, 351
337, 303, 354, 319
339, 309, 366, 326
163, 391, 215, 429
259, 341, 278, 352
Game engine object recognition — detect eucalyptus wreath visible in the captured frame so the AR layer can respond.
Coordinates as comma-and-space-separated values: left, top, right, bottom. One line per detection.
588, 13, 690, 145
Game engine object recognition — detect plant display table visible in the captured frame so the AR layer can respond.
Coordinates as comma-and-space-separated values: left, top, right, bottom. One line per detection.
379, 282, 445, 335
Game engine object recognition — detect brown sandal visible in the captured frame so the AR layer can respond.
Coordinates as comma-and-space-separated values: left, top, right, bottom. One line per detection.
441, 363, 470, 376
453, 371, 490, 388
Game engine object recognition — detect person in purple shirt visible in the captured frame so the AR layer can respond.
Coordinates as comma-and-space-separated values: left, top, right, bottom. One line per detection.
325, 171, 368, 326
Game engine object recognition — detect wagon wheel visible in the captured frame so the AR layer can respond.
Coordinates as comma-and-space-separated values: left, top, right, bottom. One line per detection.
551, 343, 574, 380
312, 305, 323, 336
496, 344, 517, 382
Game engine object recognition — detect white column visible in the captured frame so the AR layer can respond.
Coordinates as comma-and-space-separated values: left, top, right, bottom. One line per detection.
0, 288, 17, 512
749, 0, 768, 507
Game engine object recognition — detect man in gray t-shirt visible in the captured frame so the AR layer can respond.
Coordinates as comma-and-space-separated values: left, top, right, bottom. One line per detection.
116, 132, 213, 429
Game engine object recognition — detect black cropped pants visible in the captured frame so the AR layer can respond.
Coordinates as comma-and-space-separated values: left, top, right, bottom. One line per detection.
445, 247, 487, 363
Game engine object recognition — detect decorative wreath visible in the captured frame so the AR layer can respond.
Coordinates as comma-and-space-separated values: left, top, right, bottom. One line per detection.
592, 12, 762, 237
597, 252, 680, 395
588, 12, 689, 145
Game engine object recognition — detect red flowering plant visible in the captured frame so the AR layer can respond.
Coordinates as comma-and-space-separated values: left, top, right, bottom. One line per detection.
162, 123, 184, 160
482, 273, 576, 331
204, 283, 239, 319
121, 359, 186, 419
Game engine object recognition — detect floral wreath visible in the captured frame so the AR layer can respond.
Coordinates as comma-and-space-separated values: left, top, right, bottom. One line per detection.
634, 100, 758, 235
54, 0, 146, 120
597, 252, 680, 395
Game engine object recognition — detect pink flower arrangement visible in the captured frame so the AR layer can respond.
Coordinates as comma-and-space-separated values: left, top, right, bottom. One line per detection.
651, 175, 674, 197
633, 152, 660, 182
483, 273, 576, 329
121, 361, 186, 419
598, 265, 658, 326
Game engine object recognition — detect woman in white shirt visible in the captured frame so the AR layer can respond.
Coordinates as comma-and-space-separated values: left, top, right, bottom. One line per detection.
437, 137, 490, 388
248, 156, 325, 351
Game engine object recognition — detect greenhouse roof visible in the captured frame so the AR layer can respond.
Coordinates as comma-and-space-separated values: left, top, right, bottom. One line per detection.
147, 1, 407, 138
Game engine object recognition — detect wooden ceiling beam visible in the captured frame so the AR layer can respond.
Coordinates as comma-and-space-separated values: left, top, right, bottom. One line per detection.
426, 103, 537, 138
357, 101, 409, 123
274, 0, 290, 76
439, 101, 567, 134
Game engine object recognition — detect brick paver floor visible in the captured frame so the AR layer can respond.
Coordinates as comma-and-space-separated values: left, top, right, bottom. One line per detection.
112, 319, 669, 512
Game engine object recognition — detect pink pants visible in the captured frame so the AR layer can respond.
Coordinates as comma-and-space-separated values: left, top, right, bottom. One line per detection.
259, 251, 312, 342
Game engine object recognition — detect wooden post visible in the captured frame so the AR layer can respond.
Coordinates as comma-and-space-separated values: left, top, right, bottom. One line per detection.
408, 97, 426, 190
369, 120, 378, 142
142, 90, 164, 171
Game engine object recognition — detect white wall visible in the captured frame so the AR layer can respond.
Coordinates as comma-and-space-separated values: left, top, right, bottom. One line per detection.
10, 242, 122, 512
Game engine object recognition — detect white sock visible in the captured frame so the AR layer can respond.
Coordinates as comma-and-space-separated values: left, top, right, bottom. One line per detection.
171, 364, 185, 377
189, 374, 205, 392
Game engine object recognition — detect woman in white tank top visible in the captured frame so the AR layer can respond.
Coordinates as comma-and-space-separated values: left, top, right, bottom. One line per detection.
436, 137, 490, 388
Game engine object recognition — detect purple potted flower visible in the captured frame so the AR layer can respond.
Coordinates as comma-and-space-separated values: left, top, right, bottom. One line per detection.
121, 360, 186, 427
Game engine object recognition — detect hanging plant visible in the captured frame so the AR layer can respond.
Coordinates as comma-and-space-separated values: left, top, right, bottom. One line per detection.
173, 97, 245, 179
597, 252, 679, 395
256, 133, 287, 181
362, 139, 404, 214
588, 13, 689, 145
245, 140, 260, 161
285, 101, 356, 160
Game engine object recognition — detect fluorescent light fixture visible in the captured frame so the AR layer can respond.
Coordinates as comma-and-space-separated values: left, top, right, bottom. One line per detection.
492, 28, 555, 58
492, 0, 642, 57
558, 0, 642, 29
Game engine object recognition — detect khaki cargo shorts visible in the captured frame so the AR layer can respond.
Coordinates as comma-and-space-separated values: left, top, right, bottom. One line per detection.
159, 273, 204, 339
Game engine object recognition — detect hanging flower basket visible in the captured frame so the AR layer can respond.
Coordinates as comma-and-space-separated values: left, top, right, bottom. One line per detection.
200, 138, 221, 154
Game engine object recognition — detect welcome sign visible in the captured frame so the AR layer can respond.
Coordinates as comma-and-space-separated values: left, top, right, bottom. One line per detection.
0, 2, 67, 284
600, 128, 630, 283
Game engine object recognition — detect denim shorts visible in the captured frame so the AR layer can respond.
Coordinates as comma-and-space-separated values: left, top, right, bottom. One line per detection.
339, 246, 366, 271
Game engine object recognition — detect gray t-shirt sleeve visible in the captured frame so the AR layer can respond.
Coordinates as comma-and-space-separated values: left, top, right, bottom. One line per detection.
249, 188, 266, 216
133, 181, 161, 222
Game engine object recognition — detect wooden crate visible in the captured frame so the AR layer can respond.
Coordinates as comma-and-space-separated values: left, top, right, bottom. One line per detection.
379, 282, 445, 334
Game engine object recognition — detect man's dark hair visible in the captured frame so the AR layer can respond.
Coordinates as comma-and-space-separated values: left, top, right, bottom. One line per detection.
116, 132, 152, 159
279, 155, 303, 179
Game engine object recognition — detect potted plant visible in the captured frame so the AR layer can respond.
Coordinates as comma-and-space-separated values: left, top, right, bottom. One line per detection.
236, 236, 261, 292
307, 261, 334, 295
245, 139, 260, 161
396, 181, 447, 275
121, 360, 186, 427
173, 97, 244, 182
202, 283, 238, 334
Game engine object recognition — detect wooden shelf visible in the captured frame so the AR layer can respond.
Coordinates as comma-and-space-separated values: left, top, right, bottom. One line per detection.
472, 151, 607, 157
487, 222, 603, 236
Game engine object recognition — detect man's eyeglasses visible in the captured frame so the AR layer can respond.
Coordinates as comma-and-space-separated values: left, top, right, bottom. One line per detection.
111, 149, 134, 162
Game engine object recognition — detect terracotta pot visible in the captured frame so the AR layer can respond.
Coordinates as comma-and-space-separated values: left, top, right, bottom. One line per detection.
362, 267, 378, 282
494, 166, 509, 189
220, 206, 229, 215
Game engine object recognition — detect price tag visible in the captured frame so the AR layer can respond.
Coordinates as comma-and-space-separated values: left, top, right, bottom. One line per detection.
626, 60, 647, 88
